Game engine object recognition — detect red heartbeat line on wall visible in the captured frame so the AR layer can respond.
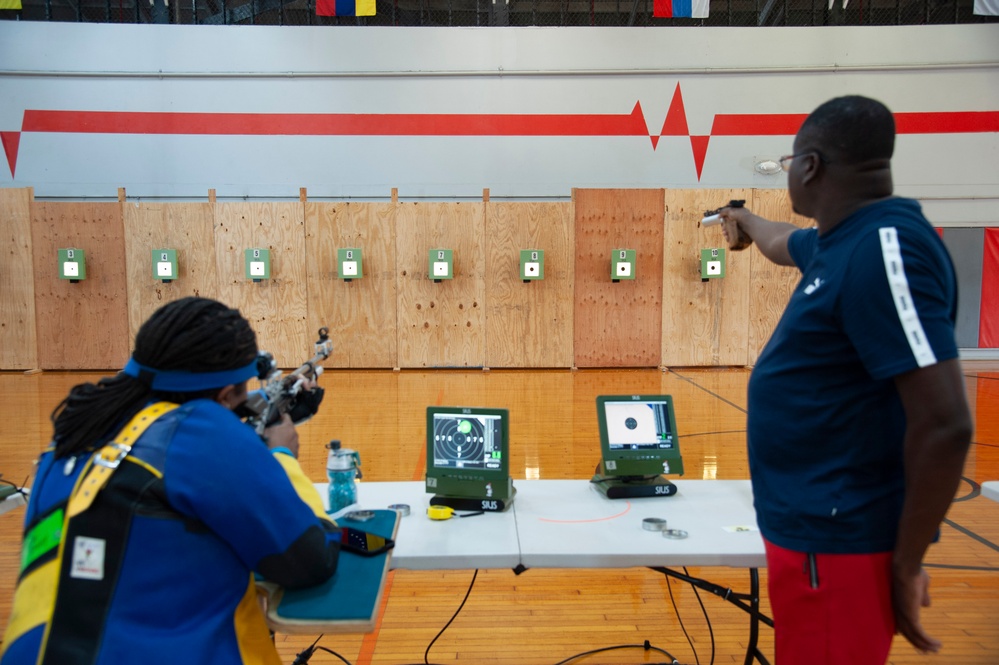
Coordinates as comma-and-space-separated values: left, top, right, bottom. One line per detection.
2, 83, 997, 180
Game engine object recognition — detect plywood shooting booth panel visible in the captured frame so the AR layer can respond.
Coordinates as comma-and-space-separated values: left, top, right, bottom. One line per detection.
1, 187, 995, 371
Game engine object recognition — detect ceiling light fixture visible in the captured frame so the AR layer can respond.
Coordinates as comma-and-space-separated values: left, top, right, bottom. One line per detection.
754, 159, 783, 176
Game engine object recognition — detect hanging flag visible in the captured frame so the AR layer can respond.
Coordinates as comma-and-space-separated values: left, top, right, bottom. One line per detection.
974, 0, 999, 14
980, 228, 999, 347
0, 0, 23, 9
653, 0, 708, 17
316, 0, 375, 16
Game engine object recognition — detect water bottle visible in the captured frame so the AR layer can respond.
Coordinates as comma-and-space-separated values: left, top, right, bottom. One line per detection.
326, 440, 362, 514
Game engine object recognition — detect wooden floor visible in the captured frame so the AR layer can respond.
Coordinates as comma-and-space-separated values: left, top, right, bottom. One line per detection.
1, 365, 998, 664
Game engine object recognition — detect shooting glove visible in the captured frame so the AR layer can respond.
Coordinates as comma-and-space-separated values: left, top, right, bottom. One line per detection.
287, 387, 325, 425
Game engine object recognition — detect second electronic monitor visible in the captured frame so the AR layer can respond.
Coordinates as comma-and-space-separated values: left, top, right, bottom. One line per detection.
596, 394, 683, 478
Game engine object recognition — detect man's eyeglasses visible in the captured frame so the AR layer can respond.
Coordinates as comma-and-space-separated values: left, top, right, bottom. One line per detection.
778, 151, 828, 172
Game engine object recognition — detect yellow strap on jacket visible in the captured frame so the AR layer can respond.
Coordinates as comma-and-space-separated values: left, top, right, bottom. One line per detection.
2, 401, 178, 656
66, 402, 178, 519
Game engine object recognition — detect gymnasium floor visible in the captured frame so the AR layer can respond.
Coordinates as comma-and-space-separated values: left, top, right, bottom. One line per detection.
1, 365, 997, 664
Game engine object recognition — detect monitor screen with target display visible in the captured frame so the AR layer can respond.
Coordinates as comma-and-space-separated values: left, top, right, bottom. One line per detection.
596, 395, 684, 478
425, 406, 513, 503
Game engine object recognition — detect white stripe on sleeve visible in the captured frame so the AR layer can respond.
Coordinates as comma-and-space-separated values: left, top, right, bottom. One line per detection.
879, 227, 937, 368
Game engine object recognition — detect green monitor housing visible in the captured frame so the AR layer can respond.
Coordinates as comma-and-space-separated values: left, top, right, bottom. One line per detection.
425, 406, 513, 510
596, 395, 683, 478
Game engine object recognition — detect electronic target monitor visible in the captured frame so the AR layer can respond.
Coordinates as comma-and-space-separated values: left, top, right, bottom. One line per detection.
425, 406, 514, 511
596, 395, 683, 479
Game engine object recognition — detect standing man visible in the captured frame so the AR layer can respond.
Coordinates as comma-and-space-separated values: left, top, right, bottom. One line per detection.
719, 96, 972, 664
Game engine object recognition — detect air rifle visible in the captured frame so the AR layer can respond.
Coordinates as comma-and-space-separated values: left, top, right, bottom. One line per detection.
244, 327, 333, 437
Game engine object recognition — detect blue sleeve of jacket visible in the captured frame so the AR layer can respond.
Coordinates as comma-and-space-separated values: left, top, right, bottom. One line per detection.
162, 401, 339, 588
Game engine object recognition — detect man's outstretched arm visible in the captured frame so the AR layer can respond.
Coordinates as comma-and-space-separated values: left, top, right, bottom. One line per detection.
718, 206, 799, 267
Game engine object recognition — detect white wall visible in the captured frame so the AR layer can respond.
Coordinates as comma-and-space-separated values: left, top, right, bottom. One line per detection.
0, 23, 997, 223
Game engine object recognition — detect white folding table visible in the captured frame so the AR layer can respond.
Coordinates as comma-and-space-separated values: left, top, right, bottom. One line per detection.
323, 478, 771, 665
326, 480, 521, 570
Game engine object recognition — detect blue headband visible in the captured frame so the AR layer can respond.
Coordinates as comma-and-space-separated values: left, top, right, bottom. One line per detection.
122, 357, 258, 392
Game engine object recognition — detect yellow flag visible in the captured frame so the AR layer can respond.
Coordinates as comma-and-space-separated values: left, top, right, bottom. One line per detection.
0, 0, 23, 8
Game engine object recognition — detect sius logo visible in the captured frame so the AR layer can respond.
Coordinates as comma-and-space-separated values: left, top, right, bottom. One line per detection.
803, 278, 824, 295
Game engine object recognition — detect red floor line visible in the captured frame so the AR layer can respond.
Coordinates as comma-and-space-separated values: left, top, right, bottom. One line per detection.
354, 570, 396, 665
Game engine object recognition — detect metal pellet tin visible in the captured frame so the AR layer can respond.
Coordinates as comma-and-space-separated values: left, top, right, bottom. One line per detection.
642, 517, 668, 531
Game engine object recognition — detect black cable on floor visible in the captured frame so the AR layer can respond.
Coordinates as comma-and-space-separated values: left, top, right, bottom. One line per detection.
424, 569, 478, 665
550, 640, 679, 665
683, 566, 715, 665
395, 568, 479, 665
665, 574, 699, 665
291, 635, 354, 665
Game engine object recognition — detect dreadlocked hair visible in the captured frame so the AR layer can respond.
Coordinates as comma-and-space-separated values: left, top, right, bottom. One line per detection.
51, 297, 258, 458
